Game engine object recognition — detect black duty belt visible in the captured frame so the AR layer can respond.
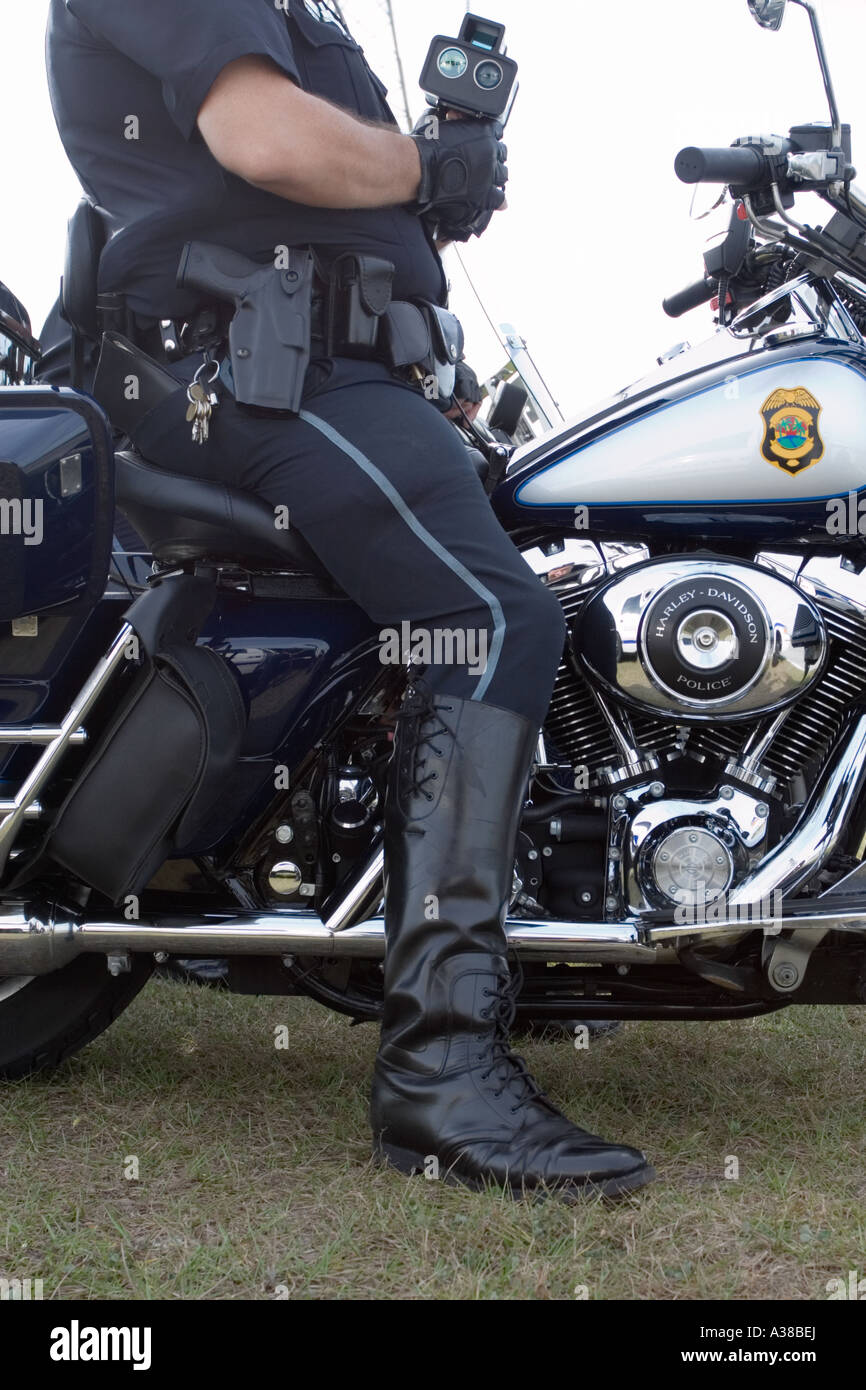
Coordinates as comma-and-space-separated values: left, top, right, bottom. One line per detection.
162, 294, 344, 359
137, 287, 387, 365
95, 244, 465, 420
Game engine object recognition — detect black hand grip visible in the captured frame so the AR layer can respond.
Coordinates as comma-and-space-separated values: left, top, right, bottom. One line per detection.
662, 277, 717, 319
675, 145, 767, 188
177, 241, 263, 302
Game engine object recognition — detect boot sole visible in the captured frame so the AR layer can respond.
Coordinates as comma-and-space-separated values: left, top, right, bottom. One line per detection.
374, 1140, 656, 1201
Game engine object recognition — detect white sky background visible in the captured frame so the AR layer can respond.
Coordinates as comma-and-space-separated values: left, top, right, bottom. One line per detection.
2, 0, 866, 420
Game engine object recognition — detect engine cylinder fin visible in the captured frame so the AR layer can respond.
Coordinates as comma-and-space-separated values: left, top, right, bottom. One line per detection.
759, 592, 866, 787
687, 722, 760, 766
548, 578, 681, 778
544, 582, 618, 778
630, 715, 681, 760
544, 660, 619, 776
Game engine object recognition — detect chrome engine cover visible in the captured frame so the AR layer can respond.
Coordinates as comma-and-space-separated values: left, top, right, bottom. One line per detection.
574, 557, 826, 720
611, 779, 772, 914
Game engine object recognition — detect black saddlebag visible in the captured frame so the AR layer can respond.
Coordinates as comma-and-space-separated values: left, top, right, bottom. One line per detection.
46, 640, 246, 904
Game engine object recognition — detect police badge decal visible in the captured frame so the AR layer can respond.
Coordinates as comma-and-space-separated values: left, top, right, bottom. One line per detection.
759, 387, 824, 474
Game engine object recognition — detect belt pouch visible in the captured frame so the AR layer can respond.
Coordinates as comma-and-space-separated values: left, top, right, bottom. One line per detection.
381, 301, 464, 400
380, 301, 432, 368
326, 254, 395, 356
422, 303, 464, 399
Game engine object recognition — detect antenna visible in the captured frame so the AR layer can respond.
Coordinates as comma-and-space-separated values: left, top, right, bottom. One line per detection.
381, 0, 413, 129
340, 0, 413, 128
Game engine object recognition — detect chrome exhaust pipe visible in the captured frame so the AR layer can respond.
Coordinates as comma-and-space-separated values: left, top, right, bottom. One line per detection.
727, 713, 866, 909
2, 902, 866, 975
0, 906, 652, 975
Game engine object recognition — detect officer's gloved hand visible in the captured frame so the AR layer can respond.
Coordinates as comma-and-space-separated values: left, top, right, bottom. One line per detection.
410, 113, 508, 243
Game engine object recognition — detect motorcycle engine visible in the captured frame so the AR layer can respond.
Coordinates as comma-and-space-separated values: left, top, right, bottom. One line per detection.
520, 541, 866, 919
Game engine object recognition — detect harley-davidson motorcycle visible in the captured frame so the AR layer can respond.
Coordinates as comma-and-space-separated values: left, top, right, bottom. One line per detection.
2, 0, 866, 1078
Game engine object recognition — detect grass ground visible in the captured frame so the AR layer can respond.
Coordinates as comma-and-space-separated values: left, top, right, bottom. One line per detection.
1, 977, 864, 1300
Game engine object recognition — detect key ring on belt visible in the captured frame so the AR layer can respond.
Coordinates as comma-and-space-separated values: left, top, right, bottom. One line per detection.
192, 352, 221, 393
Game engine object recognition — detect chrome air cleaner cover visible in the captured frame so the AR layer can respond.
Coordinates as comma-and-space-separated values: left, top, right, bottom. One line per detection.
573, 558, 826, 719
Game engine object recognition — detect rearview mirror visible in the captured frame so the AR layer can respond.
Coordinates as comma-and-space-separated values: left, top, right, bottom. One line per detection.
748, 0, 787, 30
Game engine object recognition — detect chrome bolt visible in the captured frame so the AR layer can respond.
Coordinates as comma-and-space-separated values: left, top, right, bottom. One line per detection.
608, 847, 621, 862
649, 782, 665, 798
153, 951, 169, 964
605, 895, 619, 912
542, 846, 553, 858
527, 849, 539, 861
716, 855, 726, 865
580, 891, 593, 904
688, 832, 699, 844
756, 803, 769, 819
612, 795, 627, 811
659, 851, 670, 862
719, 785, 734, 801
615, 964, 630, 976
275, 824, 294, 844
332, 853, 342, 864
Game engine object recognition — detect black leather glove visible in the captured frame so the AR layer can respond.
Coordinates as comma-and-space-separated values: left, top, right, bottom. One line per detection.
410, 114, 508, 242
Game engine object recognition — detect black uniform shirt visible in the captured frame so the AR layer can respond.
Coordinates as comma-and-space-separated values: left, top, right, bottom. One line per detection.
46, 0, 446, 320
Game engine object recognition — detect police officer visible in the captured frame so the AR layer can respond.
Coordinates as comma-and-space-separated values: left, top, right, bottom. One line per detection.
46, 0, 653, 1198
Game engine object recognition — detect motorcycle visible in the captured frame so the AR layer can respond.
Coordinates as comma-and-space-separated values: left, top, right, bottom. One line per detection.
2, 0, 866, 1078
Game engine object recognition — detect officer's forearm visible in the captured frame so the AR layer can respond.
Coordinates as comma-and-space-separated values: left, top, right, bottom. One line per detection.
197, 57, 421, 209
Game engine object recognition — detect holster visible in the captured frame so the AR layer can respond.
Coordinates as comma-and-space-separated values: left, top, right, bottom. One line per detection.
177, 241, 316, 414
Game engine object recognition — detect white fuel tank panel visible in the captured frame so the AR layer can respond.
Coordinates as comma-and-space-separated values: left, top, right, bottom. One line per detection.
516, 358, 866, 507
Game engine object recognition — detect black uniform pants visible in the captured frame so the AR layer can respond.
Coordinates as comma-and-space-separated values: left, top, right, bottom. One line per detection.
130, 353, 566, 727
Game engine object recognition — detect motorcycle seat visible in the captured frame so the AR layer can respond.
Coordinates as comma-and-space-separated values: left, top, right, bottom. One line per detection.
114, 448, 332, 578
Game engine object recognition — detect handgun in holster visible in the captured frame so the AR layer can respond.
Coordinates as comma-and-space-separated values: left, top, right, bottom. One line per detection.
176, 241, 316, 414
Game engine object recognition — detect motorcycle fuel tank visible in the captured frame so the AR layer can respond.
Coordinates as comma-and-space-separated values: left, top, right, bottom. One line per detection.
500, 336, 866, 541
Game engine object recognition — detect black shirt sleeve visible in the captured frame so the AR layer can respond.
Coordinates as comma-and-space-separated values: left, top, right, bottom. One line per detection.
65, 0, 301, 139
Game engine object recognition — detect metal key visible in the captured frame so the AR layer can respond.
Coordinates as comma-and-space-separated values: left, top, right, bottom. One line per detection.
186, 378, 218, 446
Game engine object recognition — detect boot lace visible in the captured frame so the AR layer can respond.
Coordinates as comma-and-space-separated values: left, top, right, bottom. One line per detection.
476, 966, 556, 1115
394, 685, 455, 802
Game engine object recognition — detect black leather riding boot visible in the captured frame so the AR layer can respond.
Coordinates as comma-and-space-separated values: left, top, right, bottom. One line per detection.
371, 684, 656, 1199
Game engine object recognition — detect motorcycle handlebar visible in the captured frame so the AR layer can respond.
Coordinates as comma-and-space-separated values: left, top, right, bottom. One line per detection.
662, 277, 717, 318
675, 144, 769, 189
